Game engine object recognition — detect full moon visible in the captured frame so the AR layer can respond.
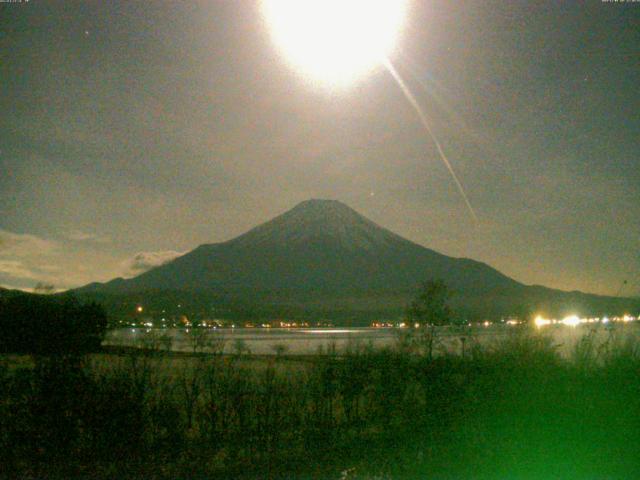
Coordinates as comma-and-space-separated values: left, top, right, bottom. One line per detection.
262, 0, 407, 87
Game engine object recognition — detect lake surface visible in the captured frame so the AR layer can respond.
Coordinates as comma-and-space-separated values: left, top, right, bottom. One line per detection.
104, 323, 640, 356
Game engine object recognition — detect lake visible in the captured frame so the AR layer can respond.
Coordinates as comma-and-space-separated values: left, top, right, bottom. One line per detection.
104, 323, 640, 357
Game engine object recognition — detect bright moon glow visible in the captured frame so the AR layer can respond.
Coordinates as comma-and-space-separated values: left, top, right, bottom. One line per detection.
262, 0, 407, 87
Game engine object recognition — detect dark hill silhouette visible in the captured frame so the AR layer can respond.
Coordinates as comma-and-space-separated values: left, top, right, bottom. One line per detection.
75, 199, 638, 320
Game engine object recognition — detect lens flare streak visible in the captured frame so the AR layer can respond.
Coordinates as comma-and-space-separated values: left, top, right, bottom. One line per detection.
384, 58, 478, 223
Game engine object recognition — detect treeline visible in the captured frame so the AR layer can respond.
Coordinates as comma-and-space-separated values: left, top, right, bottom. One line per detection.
78, 289, 401, 327
0, 292, 107, 354
75, 283, 640, 327
2, 331, 640, 478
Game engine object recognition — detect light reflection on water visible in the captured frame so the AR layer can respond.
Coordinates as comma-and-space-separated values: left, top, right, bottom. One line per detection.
300, 329, 368, 334
105, 327, 394, 355
104, 324, 640, 357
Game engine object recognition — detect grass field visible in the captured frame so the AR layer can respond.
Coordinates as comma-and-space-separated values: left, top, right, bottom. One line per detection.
2, 327, 640, 479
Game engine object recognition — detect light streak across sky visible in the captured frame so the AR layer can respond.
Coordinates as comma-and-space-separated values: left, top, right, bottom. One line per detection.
384, 58, 478, 224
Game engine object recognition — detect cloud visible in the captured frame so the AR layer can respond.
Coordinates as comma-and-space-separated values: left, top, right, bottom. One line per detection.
0, 260, 40, 280
0, 229, 59, 256
65, 230, 111, 243
0, 228, 185, 290
0, 283, 36, 292
0, 230, 63, 287
0, 229, 71, 289
0, 283, 62, 294
122, 250, 184, 277
0, 259, 64, 283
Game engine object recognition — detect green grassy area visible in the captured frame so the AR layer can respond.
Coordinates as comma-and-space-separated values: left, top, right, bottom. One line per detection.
1, 329, 639, 479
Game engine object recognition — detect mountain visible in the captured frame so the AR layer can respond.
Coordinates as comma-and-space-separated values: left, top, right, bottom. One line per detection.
75, 199, 638, 321
79, 199, 518, 295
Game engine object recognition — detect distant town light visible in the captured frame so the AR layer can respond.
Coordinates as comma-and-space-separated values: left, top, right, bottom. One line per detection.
561, 315, 580, 327
534, 316, 551, 328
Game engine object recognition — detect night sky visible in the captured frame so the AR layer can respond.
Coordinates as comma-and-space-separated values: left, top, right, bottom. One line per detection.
1, 1, 638, 296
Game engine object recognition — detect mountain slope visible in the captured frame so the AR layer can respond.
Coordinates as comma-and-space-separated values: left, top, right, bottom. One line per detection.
82, 199, 519, 295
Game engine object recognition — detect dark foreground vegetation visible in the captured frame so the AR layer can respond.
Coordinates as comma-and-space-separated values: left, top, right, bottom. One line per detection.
2, 328, 640, 479
0, 291, 106, 354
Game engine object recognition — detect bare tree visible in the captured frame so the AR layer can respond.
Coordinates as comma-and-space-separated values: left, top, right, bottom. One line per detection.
404, 279, 454, 359
186, 328, 210, 354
